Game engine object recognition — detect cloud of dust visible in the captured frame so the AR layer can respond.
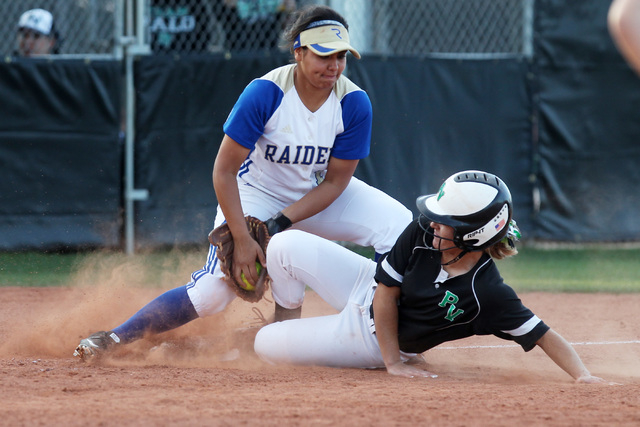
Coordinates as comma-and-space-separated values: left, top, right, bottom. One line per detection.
0, 248, 279, 369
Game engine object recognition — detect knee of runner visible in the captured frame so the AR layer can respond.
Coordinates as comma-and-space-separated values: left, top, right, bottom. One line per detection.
254, 325, 281, 364
266, 231, 290, 272
267, 231, 308, 309
266, 230, 311, 273
377, 206, 413, 253
395, 206, 413, 230
267, 230, 305, 255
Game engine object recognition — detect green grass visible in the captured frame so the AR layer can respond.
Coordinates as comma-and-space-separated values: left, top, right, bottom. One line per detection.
0, 249, 205, 288
347, 243, 640, 293
497, 247, 640, 293
0, 252, 86, 286
1, 246, 639, 293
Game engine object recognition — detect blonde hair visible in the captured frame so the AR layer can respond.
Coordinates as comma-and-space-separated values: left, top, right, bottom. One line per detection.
485, 240, 518, 260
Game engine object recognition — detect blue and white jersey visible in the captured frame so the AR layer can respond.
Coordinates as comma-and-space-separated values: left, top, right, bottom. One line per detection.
223, 64, 372, 204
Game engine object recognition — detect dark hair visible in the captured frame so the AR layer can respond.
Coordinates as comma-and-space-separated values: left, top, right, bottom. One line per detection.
281, 5, 349, 54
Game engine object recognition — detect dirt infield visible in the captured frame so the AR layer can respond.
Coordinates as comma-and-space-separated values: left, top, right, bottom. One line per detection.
1, 285, 639, 426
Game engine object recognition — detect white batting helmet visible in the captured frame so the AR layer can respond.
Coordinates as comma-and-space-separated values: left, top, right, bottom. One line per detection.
416, 170, 512, 251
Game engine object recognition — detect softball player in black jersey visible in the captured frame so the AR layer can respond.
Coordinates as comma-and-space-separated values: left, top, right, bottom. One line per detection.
255, 170, 608, 383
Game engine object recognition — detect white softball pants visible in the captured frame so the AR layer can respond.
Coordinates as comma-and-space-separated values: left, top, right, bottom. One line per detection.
186, 176, 412, 317
254, 230, 387, 368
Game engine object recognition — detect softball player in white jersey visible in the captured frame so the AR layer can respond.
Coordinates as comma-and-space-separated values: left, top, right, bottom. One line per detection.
193, 61, 410, 316
255, 171, 609, 384
74, 5, 411, 360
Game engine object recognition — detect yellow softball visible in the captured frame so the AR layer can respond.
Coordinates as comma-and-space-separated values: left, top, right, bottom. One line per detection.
240, 262, 262, 291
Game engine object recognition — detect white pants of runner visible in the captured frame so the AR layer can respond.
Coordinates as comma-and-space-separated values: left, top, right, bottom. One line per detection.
186, 176, 412, 318
254, 230, 415, 368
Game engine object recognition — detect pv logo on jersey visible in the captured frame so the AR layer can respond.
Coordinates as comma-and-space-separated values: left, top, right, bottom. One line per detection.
438, 290, 465, 322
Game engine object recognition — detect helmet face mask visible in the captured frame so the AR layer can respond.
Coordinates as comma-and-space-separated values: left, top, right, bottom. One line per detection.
416, 170, 513, 252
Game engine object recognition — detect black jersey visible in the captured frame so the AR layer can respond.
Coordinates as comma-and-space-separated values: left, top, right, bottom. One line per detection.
373, 219, 549, 354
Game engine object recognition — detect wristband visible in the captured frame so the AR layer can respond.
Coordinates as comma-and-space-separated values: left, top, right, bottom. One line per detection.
265, 212, 292, 235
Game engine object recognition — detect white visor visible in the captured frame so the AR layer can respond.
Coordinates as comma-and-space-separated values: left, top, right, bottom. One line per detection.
294, 24, 360, 59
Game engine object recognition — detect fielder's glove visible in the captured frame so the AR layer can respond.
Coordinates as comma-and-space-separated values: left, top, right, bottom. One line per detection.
208, 216, 271, 303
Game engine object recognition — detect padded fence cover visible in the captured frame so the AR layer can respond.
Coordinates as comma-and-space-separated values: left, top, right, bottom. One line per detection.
0, 59, 121, 250
132, 54, 288, 247
349, 57, 534, 235
534, 0, 640, 241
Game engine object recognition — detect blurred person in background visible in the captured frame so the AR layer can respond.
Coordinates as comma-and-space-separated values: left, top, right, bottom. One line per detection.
15, 8, 60, 57
609, 0, 640, 76
148, 0, 296, 54
150, 0, 216, 53
222, 0, 297, 52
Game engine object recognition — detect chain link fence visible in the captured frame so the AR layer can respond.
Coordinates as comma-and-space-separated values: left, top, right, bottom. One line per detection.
341, 0, 535, 57
0, 0, 533, 58
148, 0, 296, 54
147, 0, 533, 56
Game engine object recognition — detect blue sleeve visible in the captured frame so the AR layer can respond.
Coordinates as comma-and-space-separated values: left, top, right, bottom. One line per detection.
331, 90, 372, 160
223, 79, 283, 149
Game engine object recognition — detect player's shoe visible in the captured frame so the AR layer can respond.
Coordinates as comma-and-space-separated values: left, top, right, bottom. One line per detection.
73, 331, 120, 360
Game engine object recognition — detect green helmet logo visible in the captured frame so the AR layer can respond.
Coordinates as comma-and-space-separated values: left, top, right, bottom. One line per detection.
437, 182, 446, 201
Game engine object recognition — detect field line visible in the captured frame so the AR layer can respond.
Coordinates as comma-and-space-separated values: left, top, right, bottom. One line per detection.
434, 340, 640, 350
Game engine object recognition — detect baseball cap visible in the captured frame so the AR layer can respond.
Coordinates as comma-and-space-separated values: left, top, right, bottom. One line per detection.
18, 8, 55, 36
294, 20, 361, 59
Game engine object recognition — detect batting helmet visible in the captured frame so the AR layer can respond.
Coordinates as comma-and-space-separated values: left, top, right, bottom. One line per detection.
416, 170, 512, 252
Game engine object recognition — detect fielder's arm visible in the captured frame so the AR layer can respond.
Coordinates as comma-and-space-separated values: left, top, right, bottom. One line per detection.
280, 157, 357, 223
608, 0, 640, 76
213, 135, 266, 285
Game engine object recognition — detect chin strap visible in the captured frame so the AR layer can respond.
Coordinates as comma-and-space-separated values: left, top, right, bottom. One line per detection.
419, 215, 469, 265
440, 250, 468, 266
